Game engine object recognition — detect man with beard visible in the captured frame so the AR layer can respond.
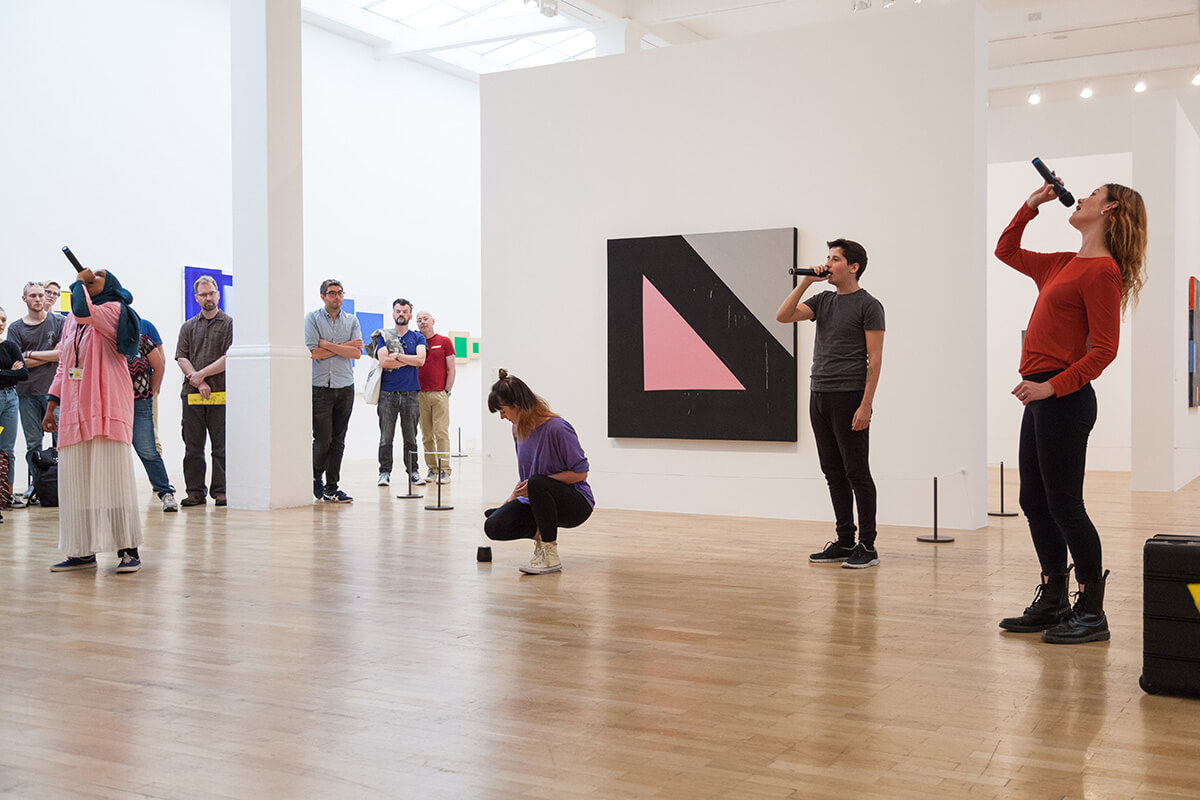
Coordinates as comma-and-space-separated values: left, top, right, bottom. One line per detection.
373, 298, 426, 487
175, 276, 233, 507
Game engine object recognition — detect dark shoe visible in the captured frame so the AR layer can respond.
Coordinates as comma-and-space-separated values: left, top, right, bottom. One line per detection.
1043, 570, 1111, 644
809, 541, 855, 564
313, 479, 324, 500
213, 495, 227, 507
999, 573, 1071, 632
323, 489, 353, 503
179, 495, 206, 507
116, 555, 142, 574
51, 555, 97, 572
842, 543, 880, 569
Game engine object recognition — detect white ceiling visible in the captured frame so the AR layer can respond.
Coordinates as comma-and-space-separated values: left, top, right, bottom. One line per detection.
305, 0, 1200, 102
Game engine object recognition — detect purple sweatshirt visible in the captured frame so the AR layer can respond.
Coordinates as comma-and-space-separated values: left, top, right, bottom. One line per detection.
515, 416, 594, 508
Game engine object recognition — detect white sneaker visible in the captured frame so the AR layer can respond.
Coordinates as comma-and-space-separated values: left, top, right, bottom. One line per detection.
520, 541, 562, 574
377, 472, 390, 486
437, 471, 451, 484
161, 492, 179, 512
410, 471, 426, 486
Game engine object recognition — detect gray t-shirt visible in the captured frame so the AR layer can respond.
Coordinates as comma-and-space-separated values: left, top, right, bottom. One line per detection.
6, 314, 65, 397
802, 288, 885, 393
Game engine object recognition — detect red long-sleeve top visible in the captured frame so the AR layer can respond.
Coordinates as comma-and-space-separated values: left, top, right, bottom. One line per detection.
995, 203, 1122, 398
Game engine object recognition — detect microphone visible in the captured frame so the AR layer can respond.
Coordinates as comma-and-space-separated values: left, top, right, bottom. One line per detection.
61, 246, 85, 272
788, 268, 823, 277
1032, 158, 1075, 207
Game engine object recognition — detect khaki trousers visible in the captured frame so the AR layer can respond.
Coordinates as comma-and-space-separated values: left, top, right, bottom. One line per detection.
419, 390, 452, 474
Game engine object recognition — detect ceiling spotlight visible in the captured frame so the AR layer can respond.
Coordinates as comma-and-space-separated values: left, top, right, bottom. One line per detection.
1080, 86, 1093, 99
1134, 79, 1147, 93
883, 0, 895, 6
851, 0, 871, 10
1028, 91, 1041, 105
1192, 72, 1200, 86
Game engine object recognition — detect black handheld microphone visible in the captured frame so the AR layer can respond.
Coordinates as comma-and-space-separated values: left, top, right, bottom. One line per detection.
1032, 158, 1075, 207
788, 267, 822, 277
61, 246, 85, 272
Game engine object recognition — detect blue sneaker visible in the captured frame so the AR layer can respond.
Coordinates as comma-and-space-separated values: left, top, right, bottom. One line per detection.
51, 555, 97, 572
323, 489, 353, 503
313, 479, 324, 500
116, 555, 142, 574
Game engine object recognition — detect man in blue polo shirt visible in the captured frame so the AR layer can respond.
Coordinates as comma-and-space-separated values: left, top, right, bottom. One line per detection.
373, 298, 425, 487
305, 279, 362, 503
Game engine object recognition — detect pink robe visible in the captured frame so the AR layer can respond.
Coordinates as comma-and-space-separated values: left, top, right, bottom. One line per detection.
48, 291, 134, 448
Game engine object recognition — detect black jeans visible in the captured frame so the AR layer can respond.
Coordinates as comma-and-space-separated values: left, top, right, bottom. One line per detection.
484, 475, 593, 543
1018, 372, 1102, 584
181, 402, 225, 498
377, 390, 419, 475
313, 385, 354, 492
810, 390, 877, 547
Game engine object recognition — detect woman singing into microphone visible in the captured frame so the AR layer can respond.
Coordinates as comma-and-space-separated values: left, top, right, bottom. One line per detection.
996, 177, 1147, 644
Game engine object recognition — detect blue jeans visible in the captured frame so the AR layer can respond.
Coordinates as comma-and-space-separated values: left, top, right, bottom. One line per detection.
18, 394, 55, 490
133, 396, 174, 497
0, 389, 17, 488
377, 390, 419, 475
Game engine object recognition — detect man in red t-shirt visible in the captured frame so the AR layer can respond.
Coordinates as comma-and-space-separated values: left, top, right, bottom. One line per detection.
416, 311, 456, 483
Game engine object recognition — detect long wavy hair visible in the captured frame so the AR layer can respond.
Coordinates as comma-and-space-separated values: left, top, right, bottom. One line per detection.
1103, 183, 1148, 313
487, 369, 558, 442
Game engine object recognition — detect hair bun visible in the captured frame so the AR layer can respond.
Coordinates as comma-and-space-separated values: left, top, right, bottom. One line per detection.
498, 368, 509, 380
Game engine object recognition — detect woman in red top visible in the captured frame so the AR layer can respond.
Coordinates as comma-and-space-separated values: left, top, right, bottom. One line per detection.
995, 177, 1147, 645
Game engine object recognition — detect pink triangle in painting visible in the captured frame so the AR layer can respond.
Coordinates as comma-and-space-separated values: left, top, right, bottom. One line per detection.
642, 276, 745, 392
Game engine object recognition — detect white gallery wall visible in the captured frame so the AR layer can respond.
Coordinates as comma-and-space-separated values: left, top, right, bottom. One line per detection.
990, 94, 1200, 491
1, 0, 484, 487
987, 154, 1134, 472
481, 3, 989, 529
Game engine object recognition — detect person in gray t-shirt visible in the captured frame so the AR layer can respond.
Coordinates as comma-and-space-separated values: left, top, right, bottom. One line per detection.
776, 238, 886, 569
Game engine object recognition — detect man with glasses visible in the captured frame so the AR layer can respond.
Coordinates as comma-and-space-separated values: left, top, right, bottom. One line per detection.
305, 279, 362, 503
175, 276, 233, 507
6, 281, 64, 504
42, 281, 63, 316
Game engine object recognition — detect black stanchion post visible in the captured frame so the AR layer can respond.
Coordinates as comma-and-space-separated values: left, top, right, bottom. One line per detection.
425, 454, 454, 511
396, 454, 423, 500
988, 460, 1018, 517
452, 427, 466, 458
918, 475, 955, 543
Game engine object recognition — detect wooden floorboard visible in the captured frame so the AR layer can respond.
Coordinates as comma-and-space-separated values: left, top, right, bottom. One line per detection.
1, 461, 1198, 799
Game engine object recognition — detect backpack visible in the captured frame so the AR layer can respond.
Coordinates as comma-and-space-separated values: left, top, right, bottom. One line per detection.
32, 447, 59, 508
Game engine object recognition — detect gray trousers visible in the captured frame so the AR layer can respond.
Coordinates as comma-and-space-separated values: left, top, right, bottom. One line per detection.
378, 390, 419, 475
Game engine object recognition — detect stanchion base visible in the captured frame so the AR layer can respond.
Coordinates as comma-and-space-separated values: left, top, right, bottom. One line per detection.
396, 492, 424, 500
916, 535, 955, 543
988, 511, 1019, 517
451, 453, 467, 458
424, 504, 454, 511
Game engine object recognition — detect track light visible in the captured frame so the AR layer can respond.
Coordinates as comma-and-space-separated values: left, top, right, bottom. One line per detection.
1133, 79, 1147, 93
883, 0, 895, 7
1079, 86, 1093, 99
851, 0, 871, 10
1027, 91, 1041, 105
1192, 72, 1200, 86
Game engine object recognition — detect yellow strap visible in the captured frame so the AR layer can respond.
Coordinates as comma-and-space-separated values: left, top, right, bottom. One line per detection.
187, 391, 227, 406
1189, 584, 1200, 615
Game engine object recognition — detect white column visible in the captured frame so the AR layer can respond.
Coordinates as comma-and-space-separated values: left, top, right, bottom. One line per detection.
593, 19, 642, 57
226, 0, 312, 509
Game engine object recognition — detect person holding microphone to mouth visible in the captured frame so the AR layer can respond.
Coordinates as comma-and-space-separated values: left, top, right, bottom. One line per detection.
995, 173, 1147, 644
776, 239, 885, 569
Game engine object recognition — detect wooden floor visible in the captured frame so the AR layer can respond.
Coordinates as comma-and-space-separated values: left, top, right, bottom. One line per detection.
2, 460, 1198, 799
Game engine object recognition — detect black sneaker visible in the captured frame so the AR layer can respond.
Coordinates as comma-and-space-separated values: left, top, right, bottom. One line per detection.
51, 555, 98, 572
842, 543, 880, 569
313, 479, 324, 500
809, 541, 856, 563
323, 489, 353, 503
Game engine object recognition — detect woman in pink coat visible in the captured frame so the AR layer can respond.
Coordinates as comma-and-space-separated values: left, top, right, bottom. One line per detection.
44, 267, 145, 574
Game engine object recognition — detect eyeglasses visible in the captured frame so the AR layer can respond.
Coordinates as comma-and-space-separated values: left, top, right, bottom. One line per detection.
324, 289, 344, 297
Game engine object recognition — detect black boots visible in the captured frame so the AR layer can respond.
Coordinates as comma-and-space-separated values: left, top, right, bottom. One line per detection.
1042, 570, 1110, 644
999, 573, 1071, 632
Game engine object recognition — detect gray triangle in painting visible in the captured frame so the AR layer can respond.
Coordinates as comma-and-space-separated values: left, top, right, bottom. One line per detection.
683, 228, 795, 355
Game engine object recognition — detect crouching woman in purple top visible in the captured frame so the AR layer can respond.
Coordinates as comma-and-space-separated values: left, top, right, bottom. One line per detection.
485, 369, 594, 574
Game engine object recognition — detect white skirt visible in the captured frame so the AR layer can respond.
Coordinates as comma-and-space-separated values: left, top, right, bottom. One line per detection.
59, 437, 144, 556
